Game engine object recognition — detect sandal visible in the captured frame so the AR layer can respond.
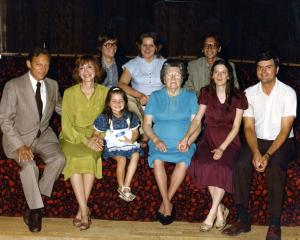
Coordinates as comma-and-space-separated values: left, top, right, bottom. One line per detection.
199, 213, 216, 232
215, 204, 229, 231
72, 217, 81, 228
79, 215, 90, 231
117, 186, 136, 202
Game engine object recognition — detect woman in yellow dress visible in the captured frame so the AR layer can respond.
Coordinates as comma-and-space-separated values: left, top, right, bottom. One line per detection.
60, 55, 109, 230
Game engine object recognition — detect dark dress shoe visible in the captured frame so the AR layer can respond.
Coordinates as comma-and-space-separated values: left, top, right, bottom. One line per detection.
156, 211, 163, 221
28, 211, 42, 232
159, 209, 176, 226
23, 205, 30, 226
266, 225, 281, 240
222, 219, 251, 236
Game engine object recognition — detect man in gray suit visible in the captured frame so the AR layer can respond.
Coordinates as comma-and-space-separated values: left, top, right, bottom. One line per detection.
184, 32, 239, 96
0, 48, 65, 232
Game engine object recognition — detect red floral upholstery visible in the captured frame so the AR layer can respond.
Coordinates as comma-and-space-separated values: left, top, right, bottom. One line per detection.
0, 154, 299, 225
0, 57, 299, 226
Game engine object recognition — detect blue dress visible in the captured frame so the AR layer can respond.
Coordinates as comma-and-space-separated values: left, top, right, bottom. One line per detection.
94, 111, 144, 159
145, 88, 198, 168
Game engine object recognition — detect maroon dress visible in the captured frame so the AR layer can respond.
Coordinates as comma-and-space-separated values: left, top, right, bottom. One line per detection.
189, 87, 248, 193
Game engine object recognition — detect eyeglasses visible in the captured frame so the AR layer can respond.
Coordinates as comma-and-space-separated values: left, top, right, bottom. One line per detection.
165, 73, 181, 79
203, 43, 219, 49
103, 42, 117, 48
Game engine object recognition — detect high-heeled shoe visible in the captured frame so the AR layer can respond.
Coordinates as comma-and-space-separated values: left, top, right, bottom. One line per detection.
156, 211, 163, 221
72, 217, 81, 228
160, 208, 176, 225
88, 208, 92, 225
215, 204, 229, 231
199, 214, 216, 232
79, 215, 90, 231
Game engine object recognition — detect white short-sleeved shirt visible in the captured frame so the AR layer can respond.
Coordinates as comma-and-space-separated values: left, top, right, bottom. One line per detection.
243, 79, 297, 140
122, 56, 166, 96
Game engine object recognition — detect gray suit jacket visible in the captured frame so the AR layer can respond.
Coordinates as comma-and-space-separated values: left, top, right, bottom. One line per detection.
184, 57, 239, 96
0, 72, 62, 156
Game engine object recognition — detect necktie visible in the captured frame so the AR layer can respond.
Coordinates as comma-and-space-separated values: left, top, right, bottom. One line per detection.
35, 82, 43, 138
35, 82, 43, 119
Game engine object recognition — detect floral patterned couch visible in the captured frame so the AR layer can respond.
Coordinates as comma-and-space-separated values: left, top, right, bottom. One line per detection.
0, 57, 299, 226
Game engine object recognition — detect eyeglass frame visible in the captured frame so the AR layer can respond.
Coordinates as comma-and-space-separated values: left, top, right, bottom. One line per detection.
103, 41, 117, 48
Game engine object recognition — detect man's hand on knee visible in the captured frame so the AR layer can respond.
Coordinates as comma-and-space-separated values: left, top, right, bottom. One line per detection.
17, 145, 34, 162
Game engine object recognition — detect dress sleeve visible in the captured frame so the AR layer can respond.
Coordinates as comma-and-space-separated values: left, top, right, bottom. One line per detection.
243, 90, 254, 117
122, 58, 135, 75
282, 88, 297, 117
129, 112, 140, 129
189, 92, 199, 115
93, 114, 109, 132
236, 91, 248, 110
144, 93, 155, 116
198, 87, 209, 105
60, 89, 87, 144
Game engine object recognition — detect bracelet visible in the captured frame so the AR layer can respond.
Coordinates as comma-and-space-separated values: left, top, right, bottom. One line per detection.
264, 152, 271, 160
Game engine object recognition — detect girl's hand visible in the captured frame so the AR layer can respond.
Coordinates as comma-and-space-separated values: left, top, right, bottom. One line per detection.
211, 147, 224, 160
119, 136, 133, 144
84, 136, 104, 152
138, 94, 148, 105
153, 138, 167, 152
177, 138, 189, 152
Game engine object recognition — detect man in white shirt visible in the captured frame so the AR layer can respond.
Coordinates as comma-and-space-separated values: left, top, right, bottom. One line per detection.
0, 48, 65, 232
222, 51, 296, 240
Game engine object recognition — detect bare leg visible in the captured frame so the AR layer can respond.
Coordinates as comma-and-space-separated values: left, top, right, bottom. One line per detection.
203, 186, 225, 225
70, 174, 88, 220
153, 160, 171, 216
74, 173, 95, 219
167, 162, 187, 200
124, 152, 139, 188
113, 156, 126, 188
157, 162, 187, 215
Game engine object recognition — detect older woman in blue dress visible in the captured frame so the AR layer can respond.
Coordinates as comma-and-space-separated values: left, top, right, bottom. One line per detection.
119, 32, 166, 145
143, 60, 199, 225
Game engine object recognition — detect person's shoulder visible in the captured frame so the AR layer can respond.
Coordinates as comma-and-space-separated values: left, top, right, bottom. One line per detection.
125, 56, 139, 65
6, 73, 28, 85
181, 88, 197, 97
95, 83, 109, 92
277, 80, 296, 95
44, 77, 59, 87
244, 82, 259, 95
155, 56, 166, 64
188, 57, 204, 67
64, 83, 80, 95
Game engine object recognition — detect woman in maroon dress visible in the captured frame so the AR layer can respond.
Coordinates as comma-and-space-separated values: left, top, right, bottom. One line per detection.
178, 59, 248, 232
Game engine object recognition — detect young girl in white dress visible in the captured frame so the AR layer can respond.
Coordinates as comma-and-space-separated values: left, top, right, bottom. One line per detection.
93, 87, 143, 201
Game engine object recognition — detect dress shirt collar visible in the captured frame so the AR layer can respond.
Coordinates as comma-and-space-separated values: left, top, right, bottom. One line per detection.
257, 78, 278, 96
28, 71, 45, 91
101, 57, 116, 69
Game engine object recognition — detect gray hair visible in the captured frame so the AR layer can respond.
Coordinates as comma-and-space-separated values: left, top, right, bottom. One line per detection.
160, 59, 186, 84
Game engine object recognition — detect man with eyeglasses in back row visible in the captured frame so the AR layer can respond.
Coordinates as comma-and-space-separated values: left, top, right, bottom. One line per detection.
184, 32, 239, 95
97, 32, 127, 88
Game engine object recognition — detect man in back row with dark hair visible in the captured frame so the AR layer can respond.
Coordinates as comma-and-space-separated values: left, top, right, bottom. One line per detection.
222, 51, 297, 240
0, 47, 65, 232
184, 32, 239, 96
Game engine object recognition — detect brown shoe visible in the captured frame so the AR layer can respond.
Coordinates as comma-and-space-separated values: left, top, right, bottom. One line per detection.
266, 225, 281, 240
28, 211, 42, 232
222, 219, 251, 236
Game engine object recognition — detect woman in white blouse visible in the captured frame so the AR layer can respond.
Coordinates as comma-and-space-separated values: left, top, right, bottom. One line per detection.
119, 32, 166, 145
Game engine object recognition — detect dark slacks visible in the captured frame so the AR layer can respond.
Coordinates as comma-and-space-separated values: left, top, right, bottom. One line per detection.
233, 138, 296, 218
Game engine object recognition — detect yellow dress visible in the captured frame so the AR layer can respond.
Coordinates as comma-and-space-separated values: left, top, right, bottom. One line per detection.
60, 83, 109, 180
